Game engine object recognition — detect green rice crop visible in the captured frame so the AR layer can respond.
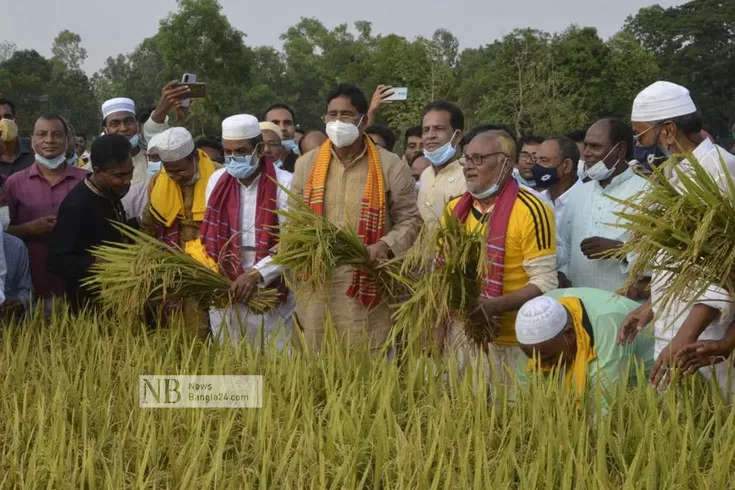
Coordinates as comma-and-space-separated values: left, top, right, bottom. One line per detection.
1, 306, 734, 488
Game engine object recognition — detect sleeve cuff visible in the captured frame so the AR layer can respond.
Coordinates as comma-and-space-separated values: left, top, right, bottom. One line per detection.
253, 256, 281, 286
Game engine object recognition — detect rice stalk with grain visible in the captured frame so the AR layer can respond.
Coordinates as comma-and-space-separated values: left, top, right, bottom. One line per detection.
84, 224, 279, 318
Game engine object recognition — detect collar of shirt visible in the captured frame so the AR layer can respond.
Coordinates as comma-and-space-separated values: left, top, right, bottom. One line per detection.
28, 161, 81, 187
542, 179, 583, 206
237, 173, 261, 190
330, 144, 368, 168
593, 166, 635, 193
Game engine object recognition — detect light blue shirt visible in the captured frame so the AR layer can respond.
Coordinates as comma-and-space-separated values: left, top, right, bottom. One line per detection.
558, 167, 648, 293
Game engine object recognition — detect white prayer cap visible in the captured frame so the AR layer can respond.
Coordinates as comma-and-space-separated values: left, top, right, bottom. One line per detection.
101, 97, 136, 120
222, 114, 260, 140
259, 121, 282, 141
147, 127, 195, 162
631, 81, 697, 122
515, 296, 568, 345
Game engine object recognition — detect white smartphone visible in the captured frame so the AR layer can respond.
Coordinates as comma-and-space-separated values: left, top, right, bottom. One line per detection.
180, 73, 196, 108
383, 87, 408, 101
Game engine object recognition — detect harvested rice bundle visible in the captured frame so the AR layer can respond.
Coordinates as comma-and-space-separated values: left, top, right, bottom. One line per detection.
84, 224, 279, 318
615, 154, 735, 313
391, 211, 491, 349
274, 186, 402, 300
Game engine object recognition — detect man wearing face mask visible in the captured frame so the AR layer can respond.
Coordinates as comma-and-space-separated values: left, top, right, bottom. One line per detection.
142, 127, 221, 338
514, 135, 545, 189
201, 114, 294, 350
557, 118, 648, 296
515, 290, 653, 400
618, 81, 735, 396
4, 115, 88, 313
0, 99, 34, 178
441, 131, 558, 391
291, 83, 420, 351
47, 134, 136, 312
101, 98, 149, 185
418, 101, 467, 227
263, 104, 299, 173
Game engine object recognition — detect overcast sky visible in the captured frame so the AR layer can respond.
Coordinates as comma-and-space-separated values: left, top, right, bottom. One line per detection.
2, 0, 683, 74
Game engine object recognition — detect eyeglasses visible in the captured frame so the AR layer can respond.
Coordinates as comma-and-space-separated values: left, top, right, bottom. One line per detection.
519, 151, 537, 162
321, 113, 364, 124
461, 152, 509, 167
265, 141, 283, 150
0, 115, 14, 121
633, 123, 662, 146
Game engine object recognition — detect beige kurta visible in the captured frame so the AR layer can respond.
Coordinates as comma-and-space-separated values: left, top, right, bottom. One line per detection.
131, 149, 149, 186
417, 158, 466, 227
291, 145, 421, 350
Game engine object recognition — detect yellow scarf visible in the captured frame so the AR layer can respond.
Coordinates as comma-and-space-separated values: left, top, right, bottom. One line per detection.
149, 149, 215, 227
526, 297, 597, 397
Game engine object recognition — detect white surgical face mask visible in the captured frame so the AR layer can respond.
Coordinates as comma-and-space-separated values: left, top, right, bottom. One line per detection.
0, 206, 9, 231
512, 167, 536, 187
470, 159, 509, 200
129, 133, 140, 148
423, 130, 458, 167
326, 118, 362, 148
585, 143, 621, 181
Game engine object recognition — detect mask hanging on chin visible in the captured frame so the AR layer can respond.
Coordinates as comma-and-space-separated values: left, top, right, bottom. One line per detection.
423, 130, 458, 167
34, 150, 67, 170
470, 160, 509, 200
512, 167, 536, 187
584, 143, 622, 181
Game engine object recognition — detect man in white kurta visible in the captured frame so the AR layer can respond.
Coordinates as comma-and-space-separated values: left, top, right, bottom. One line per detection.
205, 114, 295, 350
558, 118, 648, 294
621, 81, 735, 397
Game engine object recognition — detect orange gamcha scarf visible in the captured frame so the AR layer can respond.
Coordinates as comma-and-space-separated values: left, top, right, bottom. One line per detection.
303, 136, 386, 308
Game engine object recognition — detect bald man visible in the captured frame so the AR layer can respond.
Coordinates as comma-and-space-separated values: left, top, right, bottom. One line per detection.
441, 131, 558, 394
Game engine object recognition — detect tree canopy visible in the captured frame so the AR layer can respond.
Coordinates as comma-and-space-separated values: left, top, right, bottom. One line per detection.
1, 0, 733, 144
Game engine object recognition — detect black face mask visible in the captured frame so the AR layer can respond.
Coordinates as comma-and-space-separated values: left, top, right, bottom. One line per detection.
531, 163, 559, 188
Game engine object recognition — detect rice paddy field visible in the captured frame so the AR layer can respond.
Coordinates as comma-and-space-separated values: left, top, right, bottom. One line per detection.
2, 308, 735, 489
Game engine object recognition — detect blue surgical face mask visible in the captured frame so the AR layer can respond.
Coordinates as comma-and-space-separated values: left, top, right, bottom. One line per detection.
148, 161, 161, 177
273, 159, 283, 169
423, 130, 458, 167
512, 167, 536, 187
129, 133, 140, 148
36, 153, 67, 170
282, 139, 298, 153
66, 153, 79, 166
531, 163, 559, 188
225, 153, 259, 179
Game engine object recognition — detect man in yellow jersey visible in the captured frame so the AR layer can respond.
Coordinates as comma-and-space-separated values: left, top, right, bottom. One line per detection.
443, 130, 558, 393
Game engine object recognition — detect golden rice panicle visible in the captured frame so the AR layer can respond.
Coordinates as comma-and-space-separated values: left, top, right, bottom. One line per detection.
392, 209, 490, 350
85, 224, 279, 318
615, 152, 735, 313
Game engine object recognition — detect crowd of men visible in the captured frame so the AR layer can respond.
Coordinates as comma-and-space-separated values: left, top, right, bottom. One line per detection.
1, 77, 735, 400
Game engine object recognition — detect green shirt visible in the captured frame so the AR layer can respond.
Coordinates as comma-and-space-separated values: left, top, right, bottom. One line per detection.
517, 287, 654, 393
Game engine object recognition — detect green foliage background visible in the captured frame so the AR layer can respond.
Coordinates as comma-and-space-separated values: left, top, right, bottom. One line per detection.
1, 0, 733, 145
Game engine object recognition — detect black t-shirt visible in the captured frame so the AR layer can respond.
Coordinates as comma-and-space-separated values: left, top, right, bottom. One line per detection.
47, 178, 133, 309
